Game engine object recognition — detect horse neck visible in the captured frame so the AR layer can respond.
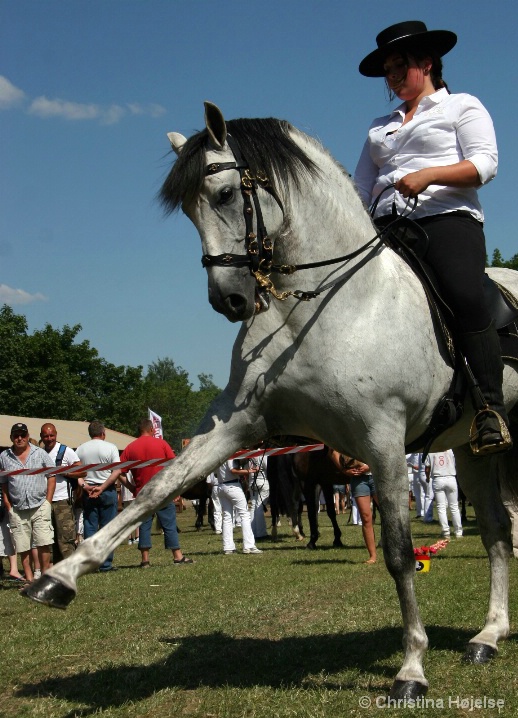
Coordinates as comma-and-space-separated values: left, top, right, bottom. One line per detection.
279, 132, 378, 269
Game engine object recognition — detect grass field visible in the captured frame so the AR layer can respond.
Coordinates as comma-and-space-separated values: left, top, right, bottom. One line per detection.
1, 504, 517, 717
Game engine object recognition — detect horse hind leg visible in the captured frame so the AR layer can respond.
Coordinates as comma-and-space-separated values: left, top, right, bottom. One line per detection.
304, 484, 320, 550
454, 440, 514, 663
323, 484, 343, 547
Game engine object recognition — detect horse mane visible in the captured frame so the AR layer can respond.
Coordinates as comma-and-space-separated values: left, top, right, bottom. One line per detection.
159, 118, 320, 214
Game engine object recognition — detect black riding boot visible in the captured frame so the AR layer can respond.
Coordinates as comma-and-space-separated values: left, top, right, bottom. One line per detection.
460, 321, 512, 455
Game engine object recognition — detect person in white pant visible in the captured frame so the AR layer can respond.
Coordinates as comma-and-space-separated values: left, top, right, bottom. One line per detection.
248, 454, 269, 539
206, 472, 222, 534
351, 496, 362, 525
408, 453, 434, 522
215, 459, 262, 554
425, 450, 462, 538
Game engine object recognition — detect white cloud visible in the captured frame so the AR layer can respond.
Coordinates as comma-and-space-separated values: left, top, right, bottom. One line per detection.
101, 104, 126, 125
0, 284, 48, 306
1, 76, 166, 124
28, 96, 101, 121
28, 95, 167, 124
0, 75, 26, 109
127, 102, 166, 118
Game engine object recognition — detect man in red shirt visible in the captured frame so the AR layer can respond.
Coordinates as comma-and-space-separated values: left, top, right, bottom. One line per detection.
112, 419, 193, 568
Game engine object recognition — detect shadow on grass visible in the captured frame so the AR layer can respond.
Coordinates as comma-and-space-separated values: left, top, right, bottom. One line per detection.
16, 625, 497, 715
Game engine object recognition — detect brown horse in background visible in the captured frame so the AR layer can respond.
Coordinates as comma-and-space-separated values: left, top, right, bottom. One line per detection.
268, 443, 347, 549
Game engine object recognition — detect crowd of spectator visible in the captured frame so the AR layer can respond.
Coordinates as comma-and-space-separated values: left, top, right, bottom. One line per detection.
1, 418, 481, 585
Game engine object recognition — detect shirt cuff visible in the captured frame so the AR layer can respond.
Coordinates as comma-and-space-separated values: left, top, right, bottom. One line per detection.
467, 153, 497, 185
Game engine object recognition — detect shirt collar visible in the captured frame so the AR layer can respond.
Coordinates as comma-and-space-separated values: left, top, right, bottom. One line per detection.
390, 88, 449, 118
8, 443, 39, 461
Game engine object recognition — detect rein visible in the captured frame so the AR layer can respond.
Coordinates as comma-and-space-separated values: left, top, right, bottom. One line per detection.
201, 138, 415, 307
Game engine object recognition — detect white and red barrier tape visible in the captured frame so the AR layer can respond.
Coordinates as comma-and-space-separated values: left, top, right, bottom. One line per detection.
0, 443, 325, 477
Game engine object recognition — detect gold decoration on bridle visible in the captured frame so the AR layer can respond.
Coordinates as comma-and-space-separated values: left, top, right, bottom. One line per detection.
252, 269, 293, 301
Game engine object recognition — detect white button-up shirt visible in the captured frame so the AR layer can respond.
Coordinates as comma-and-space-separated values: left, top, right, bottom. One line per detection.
354, 88, 498, 222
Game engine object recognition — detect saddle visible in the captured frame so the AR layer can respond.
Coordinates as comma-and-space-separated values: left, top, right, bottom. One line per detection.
379, 216, 518, 456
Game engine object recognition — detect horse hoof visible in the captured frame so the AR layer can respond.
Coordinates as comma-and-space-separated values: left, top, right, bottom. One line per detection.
462, 643, 497, 664
306, 542, 317, 550
389, 680, 428, 700
333, 539, 344, 548
20, 575, 76, 610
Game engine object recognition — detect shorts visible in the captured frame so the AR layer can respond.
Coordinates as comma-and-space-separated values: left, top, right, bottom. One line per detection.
333, 485, 346, 494
9, 500, 54, 553
350, 475, 376, 499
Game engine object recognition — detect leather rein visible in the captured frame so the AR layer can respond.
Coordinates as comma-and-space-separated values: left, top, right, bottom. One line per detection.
200, 136, 410, 308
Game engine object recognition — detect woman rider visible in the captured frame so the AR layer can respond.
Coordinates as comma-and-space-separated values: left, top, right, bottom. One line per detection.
354, 20, 512, 455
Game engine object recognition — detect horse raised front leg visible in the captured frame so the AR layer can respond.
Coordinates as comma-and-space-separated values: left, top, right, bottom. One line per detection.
375, 454, 429, 699
23, 406, 263, 609
454, 444, 513, 663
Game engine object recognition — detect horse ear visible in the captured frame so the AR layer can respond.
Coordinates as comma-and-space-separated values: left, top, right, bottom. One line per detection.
204, 101, 227, 149
167, 132, 187, 156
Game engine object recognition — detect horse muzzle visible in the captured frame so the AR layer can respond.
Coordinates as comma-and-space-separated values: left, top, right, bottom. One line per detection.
207, 270, 256, 322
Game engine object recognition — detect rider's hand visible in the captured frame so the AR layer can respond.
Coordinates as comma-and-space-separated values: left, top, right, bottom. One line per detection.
395, 168, 436, 198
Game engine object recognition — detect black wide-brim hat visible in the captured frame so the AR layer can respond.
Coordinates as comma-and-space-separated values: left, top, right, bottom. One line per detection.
359, 20, 457, 77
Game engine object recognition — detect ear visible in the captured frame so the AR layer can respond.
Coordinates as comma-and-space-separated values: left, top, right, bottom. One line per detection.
167, 132, 187, 156
204, 101, 227, 149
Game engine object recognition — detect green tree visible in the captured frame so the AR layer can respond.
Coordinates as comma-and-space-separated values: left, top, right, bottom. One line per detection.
489, 249, 518, 270
143, 358, 197, 450
0, 306, 30, 411
142, 360, 221, 451
0, 306, 221, 442
0, 305, 144, 434
94, 362, 145, 436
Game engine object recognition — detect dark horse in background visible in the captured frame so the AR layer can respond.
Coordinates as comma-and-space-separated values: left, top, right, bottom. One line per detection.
268, 441, 347, 549
181, 478, 214, 531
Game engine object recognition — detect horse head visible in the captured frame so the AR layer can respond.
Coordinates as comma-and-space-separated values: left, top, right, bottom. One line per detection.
163, 102, 287, 322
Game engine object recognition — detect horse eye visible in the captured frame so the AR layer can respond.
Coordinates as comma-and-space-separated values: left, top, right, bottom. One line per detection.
218, 187, 234, 205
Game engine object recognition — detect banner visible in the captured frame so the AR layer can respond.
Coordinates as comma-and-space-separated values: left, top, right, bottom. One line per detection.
148, 408, 163, 439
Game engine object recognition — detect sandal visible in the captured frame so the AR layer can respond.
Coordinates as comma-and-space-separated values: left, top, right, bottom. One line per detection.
173, 557, 194, 564
140, 561, 151, 569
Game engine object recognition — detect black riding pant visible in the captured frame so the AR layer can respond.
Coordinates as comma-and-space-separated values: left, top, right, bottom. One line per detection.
381, 211, 491, 332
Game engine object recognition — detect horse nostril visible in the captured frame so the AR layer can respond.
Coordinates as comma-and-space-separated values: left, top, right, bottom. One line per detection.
226, 294, 247, 313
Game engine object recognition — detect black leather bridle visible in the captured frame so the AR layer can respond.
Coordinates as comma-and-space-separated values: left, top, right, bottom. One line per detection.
201, 135, 283, 276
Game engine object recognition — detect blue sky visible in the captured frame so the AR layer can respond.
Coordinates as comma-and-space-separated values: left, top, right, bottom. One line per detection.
2, 0, 517, 390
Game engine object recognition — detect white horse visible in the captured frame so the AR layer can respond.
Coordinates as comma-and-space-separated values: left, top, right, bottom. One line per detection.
24, 103, 518, 699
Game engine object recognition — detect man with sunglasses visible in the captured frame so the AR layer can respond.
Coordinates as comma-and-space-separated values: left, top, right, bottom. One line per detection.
0, 422, 56, 583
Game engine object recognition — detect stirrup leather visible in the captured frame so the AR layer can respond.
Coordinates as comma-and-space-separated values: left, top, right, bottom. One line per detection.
469, 408, 513, 455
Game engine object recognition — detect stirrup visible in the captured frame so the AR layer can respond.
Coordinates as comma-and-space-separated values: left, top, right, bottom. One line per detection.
470, 408, 513, 456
